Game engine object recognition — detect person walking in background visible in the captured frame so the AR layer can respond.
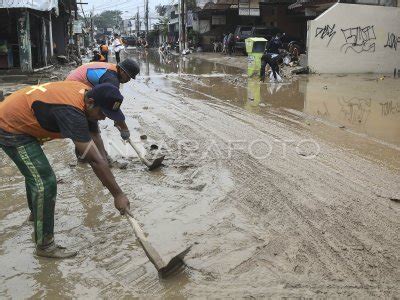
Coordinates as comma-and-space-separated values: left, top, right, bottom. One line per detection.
288, 41, 301, 62
267, 33, 283, 54
142, 37, 149, 49
99, 41, 109, 62
227, 33, 235, 55
222, 33, 228, 54
91, 50, 106, 62
112, 34, 125, 64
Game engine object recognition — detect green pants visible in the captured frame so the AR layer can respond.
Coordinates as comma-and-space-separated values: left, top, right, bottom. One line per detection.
1, 141, 56, 247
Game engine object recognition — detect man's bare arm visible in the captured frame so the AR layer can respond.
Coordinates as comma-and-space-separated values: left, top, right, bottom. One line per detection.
90, 132, 108, 160
74, 140, 129, 213
114, 120, 130, 140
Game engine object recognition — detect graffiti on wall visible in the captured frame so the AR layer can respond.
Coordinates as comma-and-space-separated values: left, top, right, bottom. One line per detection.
309, 4, 400, 73
313, 24, 394, 54
384, 33, 400, 51
315, 24, 336, 46
340, 26, 376, 54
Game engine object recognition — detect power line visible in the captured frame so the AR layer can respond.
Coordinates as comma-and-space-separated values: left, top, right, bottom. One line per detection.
91, 0, 163, 13
92, 0, 156, 11
92, 0, 134, 11
93, 0, 131, 9
93, 3, 146, 12
93, 5, 130, 12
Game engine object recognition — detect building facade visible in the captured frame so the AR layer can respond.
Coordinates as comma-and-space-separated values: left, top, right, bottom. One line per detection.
0, 0, 76, 73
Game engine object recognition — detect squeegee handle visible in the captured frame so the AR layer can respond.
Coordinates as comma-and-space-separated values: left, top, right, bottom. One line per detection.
127, 139, 141, 154
125, 209, 147, 241
127, 139, 151, 167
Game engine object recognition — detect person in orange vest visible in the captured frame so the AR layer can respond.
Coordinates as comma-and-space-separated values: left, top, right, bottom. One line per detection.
99, 41, 109, 62
91, 50, 106, 62
66, 59, 140, 141
0, 82, 131, 258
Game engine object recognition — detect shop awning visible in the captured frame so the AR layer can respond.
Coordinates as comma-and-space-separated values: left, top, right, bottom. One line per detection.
288, 0, 336, 9
0, 0, 58, 11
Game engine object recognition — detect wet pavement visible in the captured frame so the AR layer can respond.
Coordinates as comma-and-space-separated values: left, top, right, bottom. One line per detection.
0, 49, 399, 298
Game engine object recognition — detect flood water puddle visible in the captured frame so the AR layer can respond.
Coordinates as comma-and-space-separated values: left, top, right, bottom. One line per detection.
136, 50, 400, 149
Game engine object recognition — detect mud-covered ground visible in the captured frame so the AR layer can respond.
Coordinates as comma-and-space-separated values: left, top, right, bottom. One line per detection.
0, 58, 90, 98
0, 50, 399, 298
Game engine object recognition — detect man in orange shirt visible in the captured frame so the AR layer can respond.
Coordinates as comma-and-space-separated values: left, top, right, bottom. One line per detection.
100, 41, 109, 62
91, 50, 106, 62
0, 82, 131, 258
66, 59, 140, 141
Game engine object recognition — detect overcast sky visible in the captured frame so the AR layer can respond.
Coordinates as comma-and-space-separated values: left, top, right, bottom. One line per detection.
83, 0, 174, 20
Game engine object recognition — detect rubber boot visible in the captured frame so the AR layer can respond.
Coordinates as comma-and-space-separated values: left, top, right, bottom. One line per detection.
36, 243, 78, 259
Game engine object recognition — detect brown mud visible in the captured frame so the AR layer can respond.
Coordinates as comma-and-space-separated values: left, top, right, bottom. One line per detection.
0, 64, 78, 99
0, 49, 399, 298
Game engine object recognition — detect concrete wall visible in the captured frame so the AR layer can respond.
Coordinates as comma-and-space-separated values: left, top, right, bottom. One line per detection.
307, 3, 400, 73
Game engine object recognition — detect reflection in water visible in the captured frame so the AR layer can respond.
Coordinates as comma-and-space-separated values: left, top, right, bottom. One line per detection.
137, 50, 398, 147
128, 49, 400, 155
245, 78, 262, 111
303, 75, 400, 147
338, 97, 371, 125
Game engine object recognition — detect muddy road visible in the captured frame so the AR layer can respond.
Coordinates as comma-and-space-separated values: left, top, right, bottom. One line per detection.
1, 50, 399, 298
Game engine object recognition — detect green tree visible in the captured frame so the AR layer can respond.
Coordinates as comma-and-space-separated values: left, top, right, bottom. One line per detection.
156, 16, 169, 35
186, 0, 197, 10
155, 5, 167, 16
93, 10, 123, 30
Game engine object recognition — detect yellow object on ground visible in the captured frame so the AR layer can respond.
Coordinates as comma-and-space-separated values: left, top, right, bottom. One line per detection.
245, 37, 268, 77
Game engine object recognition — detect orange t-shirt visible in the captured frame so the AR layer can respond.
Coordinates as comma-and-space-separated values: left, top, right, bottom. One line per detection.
0, 81, 88, 140
100, 44, 109, 53
65, 62, 117, 87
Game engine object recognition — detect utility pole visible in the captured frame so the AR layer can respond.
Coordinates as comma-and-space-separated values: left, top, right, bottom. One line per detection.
183, 0, 187, 50
49, 11, 54, 56
74, 1, 80, 47
178, 0, 184, 52
68, 0, 73, 44
136, 7, 140, 36
179, 0, 187, 52
144, 0, 149, 36
114, 14, 119, 34
90, 6, 94, 44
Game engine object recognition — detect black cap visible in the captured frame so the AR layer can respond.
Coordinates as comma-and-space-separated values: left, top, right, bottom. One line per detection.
118, 58, 140, 79
88, 83, 125, 121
